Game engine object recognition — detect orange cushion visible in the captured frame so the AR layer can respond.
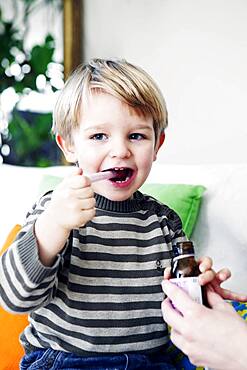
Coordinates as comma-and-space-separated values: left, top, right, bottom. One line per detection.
0, 225, 28, 370
1, 224, 22, 255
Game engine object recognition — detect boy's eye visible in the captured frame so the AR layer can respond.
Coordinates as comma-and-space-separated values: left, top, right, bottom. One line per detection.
129, 133, 145, 140
90, 133, 107, 141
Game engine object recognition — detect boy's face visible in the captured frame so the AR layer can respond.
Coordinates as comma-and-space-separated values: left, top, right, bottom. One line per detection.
58, 92, 164, 201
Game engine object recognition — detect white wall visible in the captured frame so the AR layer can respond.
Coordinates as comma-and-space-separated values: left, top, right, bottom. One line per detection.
83, 0, 247, 164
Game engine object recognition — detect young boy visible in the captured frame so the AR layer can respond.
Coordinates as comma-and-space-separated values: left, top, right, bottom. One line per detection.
0, 58, 214, 369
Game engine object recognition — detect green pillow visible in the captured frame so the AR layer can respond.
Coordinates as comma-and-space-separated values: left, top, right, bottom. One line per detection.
39, 175, 206, 238
38, 174, 62, 196
140, 183, 206, 237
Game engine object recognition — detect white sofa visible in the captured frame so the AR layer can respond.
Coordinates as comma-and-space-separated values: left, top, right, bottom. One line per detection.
1, 162, 246, 294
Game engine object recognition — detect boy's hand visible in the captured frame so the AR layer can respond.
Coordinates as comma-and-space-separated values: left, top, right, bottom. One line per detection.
35, 167, 96, 266
47, 167, 96, 233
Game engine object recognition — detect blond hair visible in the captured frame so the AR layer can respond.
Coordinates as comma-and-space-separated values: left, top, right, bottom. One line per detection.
52, 58, 168, 144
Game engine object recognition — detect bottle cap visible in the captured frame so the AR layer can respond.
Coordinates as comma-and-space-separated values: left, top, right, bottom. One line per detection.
173, 241, 195, 258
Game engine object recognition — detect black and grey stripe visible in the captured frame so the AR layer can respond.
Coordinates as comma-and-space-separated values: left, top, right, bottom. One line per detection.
0, 190, 186, 356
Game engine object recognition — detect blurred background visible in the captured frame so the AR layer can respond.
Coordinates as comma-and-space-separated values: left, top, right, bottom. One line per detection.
0, 0, 64, 166
0, 0, 247, 167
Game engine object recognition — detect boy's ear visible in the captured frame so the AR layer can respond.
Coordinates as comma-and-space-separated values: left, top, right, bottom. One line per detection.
153, 131, 165, 161
56, 134, 77, 163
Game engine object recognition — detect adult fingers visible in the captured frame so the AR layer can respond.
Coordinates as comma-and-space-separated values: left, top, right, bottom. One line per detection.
212, 284, 247, 302
161, 298, 184, 330
169, 329, 185, 353
163, 266, 171, 280
161, 280, 199, 317
198, 269, 215, 286
210, 267, 247, 301
206, 286, 229, 309
197, 256, 213, 272
227, 291, 247, 302
215, 267, 231, 282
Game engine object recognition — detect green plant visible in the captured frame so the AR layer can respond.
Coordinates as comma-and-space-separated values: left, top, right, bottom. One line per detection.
0, 0, 62, 166
7, 110, 59, 167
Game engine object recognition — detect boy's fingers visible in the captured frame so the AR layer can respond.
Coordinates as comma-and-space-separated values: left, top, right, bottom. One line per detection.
78, 197, 96, 211
79, 208, 96, 224
67, 166, 83, 176
75, 186, 95, 200
68, 174, 91, 189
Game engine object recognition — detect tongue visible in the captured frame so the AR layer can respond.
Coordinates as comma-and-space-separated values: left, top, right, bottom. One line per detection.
111, 169, 128, 181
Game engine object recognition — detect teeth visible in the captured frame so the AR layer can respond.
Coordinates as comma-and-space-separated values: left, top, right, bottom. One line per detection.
115, 176, 130, 183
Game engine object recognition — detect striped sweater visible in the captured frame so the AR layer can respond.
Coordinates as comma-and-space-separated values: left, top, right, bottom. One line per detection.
0, 190, 186, 356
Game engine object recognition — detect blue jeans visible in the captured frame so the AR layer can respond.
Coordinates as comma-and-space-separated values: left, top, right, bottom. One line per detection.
20, 348, 177, 370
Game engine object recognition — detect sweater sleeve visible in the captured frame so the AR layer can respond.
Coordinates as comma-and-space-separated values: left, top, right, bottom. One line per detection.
158, 202, 188, 248
167, 208, 188, 247
139, 192, 188, 248
0, 193, 67, 314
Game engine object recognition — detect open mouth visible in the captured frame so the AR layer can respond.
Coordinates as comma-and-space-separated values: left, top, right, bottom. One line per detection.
104, 167, 134, 183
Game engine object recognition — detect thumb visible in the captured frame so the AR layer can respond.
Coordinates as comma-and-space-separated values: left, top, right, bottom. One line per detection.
69, 166, 83, 176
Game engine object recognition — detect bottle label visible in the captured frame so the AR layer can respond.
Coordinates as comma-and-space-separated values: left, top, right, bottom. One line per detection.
170, 276, 203, 304
172, 253, 195, 262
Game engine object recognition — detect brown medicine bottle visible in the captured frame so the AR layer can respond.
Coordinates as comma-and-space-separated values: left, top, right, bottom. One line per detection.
170, 241, 208, 306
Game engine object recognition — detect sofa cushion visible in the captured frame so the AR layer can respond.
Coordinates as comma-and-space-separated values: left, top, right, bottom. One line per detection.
140, 183, 205, 237
0, 224, 28, 370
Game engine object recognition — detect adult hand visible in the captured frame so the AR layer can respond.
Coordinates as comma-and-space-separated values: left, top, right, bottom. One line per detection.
161, 280, 247, 369
164, 256, 216, 286
164, 260, 247, 302
207, 268, 247, 301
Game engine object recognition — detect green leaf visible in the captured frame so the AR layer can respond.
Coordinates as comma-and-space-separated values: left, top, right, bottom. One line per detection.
29, 40, 55, 75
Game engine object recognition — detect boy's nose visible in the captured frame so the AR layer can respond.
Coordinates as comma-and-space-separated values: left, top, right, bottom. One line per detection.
109, 139, 131, 159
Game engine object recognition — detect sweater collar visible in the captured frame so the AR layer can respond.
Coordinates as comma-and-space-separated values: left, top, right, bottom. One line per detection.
95, 191, 145, 213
